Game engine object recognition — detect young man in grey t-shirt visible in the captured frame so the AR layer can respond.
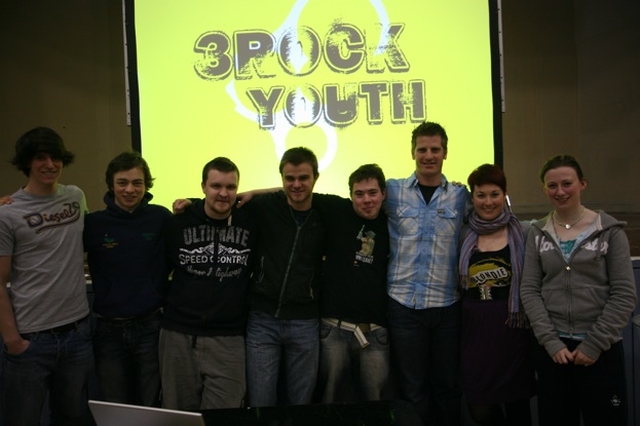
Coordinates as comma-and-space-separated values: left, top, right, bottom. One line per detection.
0, 127, 93, 425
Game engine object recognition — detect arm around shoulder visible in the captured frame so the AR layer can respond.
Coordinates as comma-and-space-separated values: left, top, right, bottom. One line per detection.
237, 187, 280, 207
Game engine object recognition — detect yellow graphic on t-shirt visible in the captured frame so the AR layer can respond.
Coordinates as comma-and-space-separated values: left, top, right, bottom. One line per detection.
355, 225, 375, 264
468, 256, 511, 300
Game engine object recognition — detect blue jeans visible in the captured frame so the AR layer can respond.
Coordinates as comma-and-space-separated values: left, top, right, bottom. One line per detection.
245, 310, 319, 407
2, 316, 94, 426
93, 311, 161, 406
318, 321, 389, 402
388, 298, 462, 426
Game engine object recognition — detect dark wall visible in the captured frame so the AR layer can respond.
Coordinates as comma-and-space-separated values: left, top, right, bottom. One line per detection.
0, 0, 131, 211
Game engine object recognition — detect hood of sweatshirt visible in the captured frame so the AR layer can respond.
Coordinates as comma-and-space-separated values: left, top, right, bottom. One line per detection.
103, 190, 154, 217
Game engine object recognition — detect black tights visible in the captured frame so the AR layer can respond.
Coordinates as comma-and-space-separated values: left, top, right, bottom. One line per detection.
468, 399, 531, 426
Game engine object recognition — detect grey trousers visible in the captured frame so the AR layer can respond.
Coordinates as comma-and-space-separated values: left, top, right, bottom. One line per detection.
159, 328, 246, 410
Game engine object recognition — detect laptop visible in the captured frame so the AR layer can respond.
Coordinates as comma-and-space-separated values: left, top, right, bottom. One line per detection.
89, 400, 206, 426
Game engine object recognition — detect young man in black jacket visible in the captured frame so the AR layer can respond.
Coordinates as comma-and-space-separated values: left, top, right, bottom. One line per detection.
244, 147, 327, 407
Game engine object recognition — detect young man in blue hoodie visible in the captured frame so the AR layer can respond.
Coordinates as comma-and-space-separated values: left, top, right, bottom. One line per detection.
84, 151, 172, 406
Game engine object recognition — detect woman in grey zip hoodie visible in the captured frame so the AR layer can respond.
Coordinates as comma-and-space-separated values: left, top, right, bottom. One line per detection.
521, 155, 636, 426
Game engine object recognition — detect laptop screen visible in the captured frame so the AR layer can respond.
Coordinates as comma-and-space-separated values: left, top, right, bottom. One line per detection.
89, 400, 206, 426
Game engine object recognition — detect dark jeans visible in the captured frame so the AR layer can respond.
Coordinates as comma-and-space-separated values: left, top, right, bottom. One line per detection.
2, 316, 94, 426
388, 298, 462, 426
93, 311, 162, 406
533, 338, 627, 426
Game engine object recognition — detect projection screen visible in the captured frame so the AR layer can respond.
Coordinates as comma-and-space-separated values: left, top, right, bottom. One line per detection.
125, 0, 502, 206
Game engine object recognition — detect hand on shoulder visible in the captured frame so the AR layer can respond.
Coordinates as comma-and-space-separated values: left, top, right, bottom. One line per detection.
172, 198, 192, 214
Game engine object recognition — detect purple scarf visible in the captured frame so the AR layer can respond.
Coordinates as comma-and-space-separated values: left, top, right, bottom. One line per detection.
459, 209, 527, 328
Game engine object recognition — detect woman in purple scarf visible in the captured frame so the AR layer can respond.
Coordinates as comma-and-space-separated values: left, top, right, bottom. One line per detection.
458, 164, 535, 425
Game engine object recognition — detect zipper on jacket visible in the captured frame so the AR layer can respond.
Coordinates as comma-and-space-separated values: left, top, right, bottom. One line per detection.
542, 228, 573, 334
565, 263, 573, 336
564, 228, 603, 336
544, 225, 602, 337
275, 209, 311, 317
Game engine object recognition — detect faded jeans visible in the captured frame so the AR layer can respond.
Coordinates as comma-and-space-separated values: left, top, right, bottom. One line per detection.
245, 310, 319, 407
318, 321, 389, 402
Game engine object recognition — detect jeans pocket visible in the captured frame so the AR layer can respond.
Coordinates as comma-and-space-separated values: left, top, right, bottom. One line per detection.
141, 313, 163, 332
319, 323, 333, 340
3, 339, 32, 357
75, 317, 93, 339
373, 327, 389, 346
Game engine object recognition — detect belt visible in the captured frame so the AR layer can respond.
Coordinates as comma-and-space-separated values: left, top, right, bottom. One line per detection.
97, 308, 162, 323
39, 316, 87, 334
322, 318, 383, 348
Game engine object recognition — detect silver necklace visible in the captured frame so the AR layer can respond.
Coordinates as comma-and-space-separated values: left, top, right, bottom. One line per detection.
552, 207, 585, 229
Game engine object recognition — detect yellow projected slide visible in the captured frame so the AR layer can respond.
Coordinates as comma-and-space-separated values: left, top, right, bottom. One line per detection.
133, 0, 495, 206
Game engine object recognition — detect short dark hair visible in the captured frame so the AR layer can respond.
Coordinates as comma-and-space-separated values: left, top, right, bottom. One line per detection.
202, 157, 240, 184
539, 154, 584, 183
105, 151, 154, 191
11, 127, 75, 176
411, 121, 448, 153
348, 164, 386, 194
467, 164, 507, 193
279, 147, 319, 177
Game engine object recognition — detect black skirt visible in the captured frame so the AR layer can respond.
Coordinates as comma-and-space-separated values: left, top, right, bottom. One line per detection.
460, 296, 536, 404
